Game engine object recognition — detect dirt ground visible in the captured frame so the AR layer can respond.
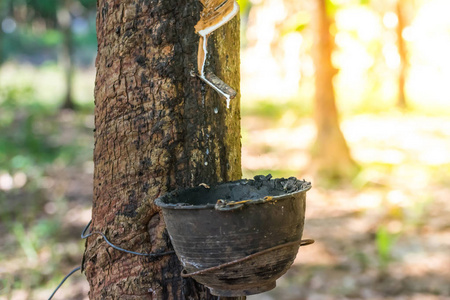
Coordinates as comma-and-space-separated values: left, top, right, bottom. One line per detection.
246, 114, 450, 300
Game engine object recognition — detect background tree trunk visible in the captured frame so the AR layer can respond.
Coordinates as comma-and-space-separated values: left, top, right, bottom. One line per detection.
0, 22, 3, 65
61, 21, 75, 110
0, 0, 8, 65
83, 0, 241, 299
311, 0, 358, 181
58, 2, 76, 110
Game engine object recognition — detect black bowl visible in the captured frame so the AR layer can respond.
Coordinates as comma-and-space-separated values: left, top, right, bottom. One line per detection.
155, 176, 312, 296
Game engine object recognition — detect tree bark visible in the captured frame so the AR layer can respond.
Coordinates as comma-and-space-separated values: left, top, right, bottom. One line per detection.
311, 0, 357, 181
83, 0, 241, 299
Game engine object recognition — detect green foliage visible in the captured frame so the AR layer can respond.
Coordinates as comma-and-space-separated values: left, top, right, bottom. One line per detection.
375, 225, 399, 270
238, 0, 252, 16
11, 219, 60, 255
0, 83, 90, 177
41, 29, 63, 47
280, 12, 310, 36
325, 0, 340, 16
12, 223, 39, 262
29, 0, 58, 22
0, 86, 58, 173
0, 75, 93, 294
325, 0, 371, 16
1, 21, 97, 65
1, 0, 97, 66
242, 98, 311, 121
2, 28, 62, 62
79, 0, 97, 9
238, 0, 253, 48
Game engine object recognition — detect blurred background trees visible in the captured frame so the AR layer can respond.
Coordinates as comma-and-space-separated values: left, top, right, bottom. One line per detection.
311, 0, 358, 182
0, 0, 96, 109
1, 0, 450, 299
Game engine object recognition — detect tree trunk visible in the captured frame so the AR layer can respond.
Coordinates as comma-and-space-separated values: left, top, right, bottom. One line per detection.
61, 22, 75, 110
58, 4, 76, 110
396, 0, 408, 110
0, 21, 3, 65
0, 1, 7, 65
311, 0, 357, 181
83, 0, 241, 299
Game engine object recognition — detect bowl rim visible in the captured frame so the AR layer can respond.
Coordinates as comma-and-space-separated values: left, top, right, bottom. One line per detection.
154, 177, 312, 210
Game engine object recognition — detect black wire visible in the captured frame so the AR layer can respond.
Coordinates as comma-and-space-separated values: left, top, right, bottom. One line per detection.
47, 266, 81, 300
47, 220, 175, 299
81, 220, 175, 258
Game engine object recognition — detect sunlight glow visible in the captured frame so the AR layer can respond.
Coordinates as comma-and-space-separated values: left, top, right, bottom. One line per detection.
356, 193, 382, 209
241, 0, 450, 113
387, 190, 408, 206
335, 7, 381, 42
1, 17, 17, 33
382, 44, 401, 69
13, 172, 27, 189
406, 0, 450, 111
282, 33, 303, 88
0, 173, 13, 191
383, 12, 398, 29
241, 0, 296, 99
401, 26, 414, 42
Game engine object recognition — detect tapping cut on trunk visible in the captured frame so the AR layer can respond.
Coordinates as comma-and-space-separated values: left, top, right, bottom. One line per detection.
195, 0, 239, 108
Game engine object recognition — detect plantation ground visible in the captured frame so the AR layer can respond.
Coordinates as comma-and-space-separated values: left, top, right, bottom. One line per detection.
1, 100, 449, 299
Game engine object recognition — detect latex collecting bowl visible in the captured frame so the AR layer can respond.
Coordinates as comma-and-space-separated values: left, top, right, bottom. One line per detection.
155, 175, 313, 297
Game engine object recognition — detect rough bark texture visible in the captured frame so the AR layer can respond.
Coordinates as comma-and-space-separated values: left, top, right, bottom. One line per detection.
312, 0, 358, 181
83, 0, 241, 299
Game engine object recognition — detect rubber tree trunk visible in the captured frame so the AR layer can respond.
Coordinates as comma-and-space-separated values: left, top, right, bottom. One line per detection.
83, 0, 241, 299
311, 0, 357, 181
396, 0, 408, 110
